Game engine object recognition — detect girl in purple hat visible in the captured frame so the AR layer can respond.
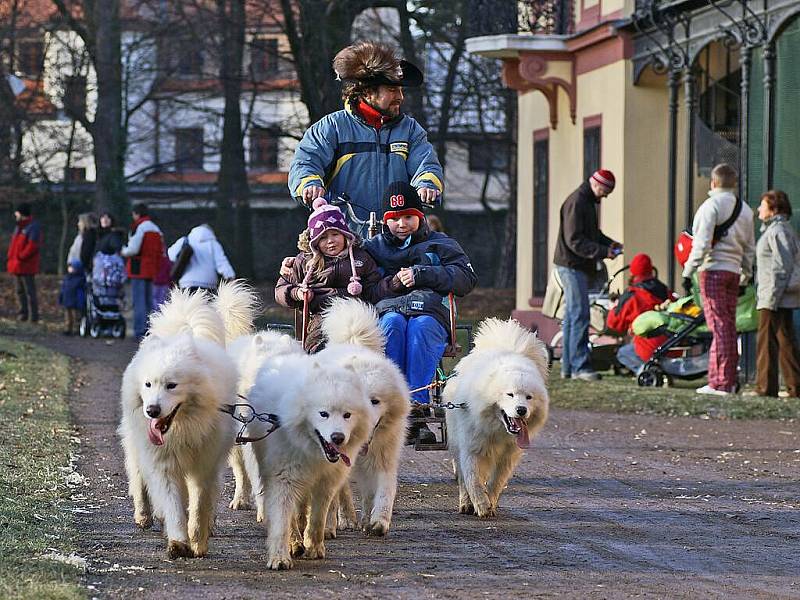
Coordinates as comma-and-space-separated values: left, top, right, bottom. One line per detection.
275, 198, 383, 352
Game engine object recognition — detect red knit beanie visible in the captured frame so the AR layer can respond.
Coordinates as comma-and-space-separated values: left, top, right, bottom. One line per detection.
591, 169, 615, 191
629, 253, 653, 279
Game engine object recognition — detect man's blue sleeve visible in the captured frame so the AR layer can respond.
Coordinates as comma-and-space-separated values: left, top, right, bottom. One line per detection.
288, 117, 337, 200
406, 120, 444, 196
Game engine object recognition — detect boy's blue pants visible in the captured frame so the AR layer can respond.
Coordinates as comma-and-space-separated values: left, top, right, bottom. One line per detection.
380, 312, 448, 404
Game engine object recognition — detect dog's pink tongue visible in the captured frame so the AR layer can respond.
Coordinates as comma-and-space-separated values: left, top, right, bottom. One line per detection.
514, 418, 530, 449
148, 419, 164, 446
340, 452, 351, 467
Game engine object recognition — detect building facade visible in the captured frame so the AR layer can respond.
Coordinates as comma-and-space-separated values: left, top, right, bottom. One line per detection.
468, 0, 800, 332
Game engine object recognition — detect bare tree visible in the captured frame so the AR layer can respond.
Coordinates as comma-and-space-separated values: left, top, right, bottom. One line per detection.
52, 0, 128, 216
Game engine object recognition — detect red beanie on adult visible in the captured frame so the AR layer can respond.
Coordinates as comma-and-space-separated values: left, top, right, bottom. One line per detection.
629, 253, 653, 280
591, 169, 615, 191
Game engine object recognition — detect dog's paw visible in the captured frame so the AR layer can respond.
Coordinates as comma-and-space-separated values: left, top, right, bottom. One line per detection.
366, 520, 389, 537
167, 540, 194, 559
267, 554, 293, 570
190, 538, 208, 558
229, 495, 254, 511
256, 508, 265, 523
134, 511, 153, 529
303, 541, 326, 560
458, 501, 475, 515
475, 504, 497, 519
290, 538, 305, 558
324, 527, 337, 540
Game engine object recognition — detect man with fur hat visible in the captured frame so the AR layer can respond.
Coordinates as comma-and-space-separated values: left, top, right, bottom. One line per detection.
553, 169, 623, 381
289, 41, 444, 236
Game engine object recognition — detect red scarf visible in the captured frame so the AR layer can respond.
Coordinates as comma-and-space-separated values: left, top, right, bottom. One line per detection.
130, 215, 151, 232
357, 99, 389, 130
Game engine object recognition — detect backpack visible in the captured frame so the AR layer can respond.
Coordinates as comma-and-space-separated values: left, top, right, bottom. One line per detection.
169, 237, 194, 283
675, 197, 743, 266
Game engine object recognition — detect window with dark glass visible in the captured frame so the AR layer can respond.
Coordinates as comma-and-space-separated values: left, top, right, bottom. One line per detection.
533, 137, 549, 297
468, 138, 510, 172
583, 126, 601, 180
66, 167, 86, 182
250, 127, 278, 169
63, 75, 87, 117
175, 128, 204, 171
17, 40, 44, 76
251, 38, 279, 81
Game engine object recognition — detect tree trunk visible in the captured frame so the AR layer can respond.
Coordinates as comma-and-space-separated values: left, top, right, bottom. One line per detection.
91, 0, 127, 217
216, 0, 252, 277
433, 5, 468, 169
495, 91, 516, 288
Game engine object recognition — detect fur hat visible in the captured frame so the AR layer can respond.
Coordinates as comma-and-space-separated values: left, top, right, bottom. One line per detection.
382, 181, 425, 221
303, 199, 363, 296
333, 41, 423, 88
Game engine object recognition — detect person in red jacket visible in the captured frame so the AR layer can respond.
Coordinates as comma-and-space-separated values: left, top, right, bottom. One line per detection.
121, 203, 164, 339
7, 203, 42, 322
607, 253, 674, 374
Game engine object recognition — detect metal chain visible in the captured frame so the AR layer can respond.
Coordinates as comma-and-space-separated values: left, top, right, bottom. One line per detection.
219, 395, 281, 444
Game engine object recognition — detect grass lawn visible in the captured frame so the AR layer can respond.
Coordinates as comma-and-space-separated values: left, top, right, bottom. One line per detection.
0, 336, 84, 600
548, 367, 800, 420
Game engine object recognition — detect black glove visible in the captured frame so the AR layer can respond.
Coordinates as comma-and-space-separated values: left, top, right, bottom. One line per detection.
682, 277, 693, 296
738, 285, 748, 297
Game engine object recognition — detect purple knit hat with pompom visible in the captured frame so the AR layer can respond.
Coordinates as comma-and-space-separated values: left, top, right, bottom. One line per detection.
303, 198, 362, 296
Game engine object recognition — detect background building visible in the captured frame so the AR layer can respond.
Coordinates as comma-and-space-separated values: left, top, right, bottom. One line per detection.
468, 0, 800, 332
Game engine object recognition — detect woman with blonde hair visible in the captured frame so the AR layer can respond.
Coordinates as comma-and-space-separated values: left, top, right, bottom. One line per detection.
59, 212, 97, 335
754, 190, 800, 397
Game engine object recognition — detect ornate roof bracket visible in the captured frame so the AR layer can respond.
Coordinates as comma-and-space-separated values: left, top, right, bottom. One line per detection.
632, 0, 691, 79
502, 54, 576, 129
707, 0, 768, 48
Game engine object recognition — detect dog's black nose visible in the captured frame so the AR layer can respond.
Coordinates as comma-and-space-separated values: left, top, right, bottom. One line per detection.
330, 432, 345, 446
515, 406, 528, 417
146, 405, 161, 418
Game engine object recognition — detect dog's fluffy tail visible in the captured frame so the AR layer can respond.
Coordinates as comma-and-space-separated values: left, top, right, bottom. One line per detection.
321, 297, 385, 353
472, 318, 550, 376
213, 280, 260, 343
148, 288, 227, 346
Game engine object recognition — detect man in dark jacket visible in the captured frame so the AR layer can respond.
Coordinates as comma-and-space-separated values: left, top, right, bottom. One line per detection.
6, 203, 42, 322
365, 181, 477, 443
553, 169, 622, 380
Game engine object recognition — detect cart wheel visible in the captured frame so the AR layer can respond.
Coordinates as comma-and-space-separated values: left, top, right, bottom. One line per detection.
637, 368, 662, 387
663, 373, 674, 387
79, 316, 88, 338
89, 322, 101, 338
111, 321, 126, 339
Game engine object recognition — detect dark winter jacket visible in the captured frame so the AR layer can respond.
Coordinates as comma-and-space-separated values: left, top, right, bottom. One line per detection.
363, 221, 477, 335
275, 247, 382, 353
7, 216, 42, 275
554, 182, 616, 274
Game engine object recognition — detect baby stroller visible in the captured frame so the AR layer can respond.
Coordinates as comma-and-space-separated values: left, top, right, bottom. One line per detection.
542, 263, 629, 373
631, 278, 758, 387
79, 252, 127, 338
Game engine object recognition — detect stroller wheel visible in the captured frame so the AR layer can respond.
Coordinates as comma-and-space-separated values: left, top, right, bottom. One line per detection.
111, 321, 126, 339
637, 367, 664, 388
79, 316, 88, 338
89, 322, 101, 338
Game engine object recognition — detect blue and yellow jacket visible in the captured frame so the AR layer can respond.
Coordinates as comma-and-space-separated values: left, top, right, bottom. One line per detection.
288, 102, 444, 222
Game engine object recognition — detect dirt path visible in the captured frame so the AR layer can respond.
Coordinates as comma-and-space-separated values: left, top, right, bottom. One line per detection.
23, 331, 800, 599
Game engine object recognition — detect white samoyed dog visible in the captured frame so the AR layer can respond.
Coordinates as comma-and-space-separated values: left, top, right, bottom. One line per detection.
243, 353, 371, 570
226, 329, 304, 517
315, 298, 410, 537
118, 281, 258, 558
444, 318, 549, 519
